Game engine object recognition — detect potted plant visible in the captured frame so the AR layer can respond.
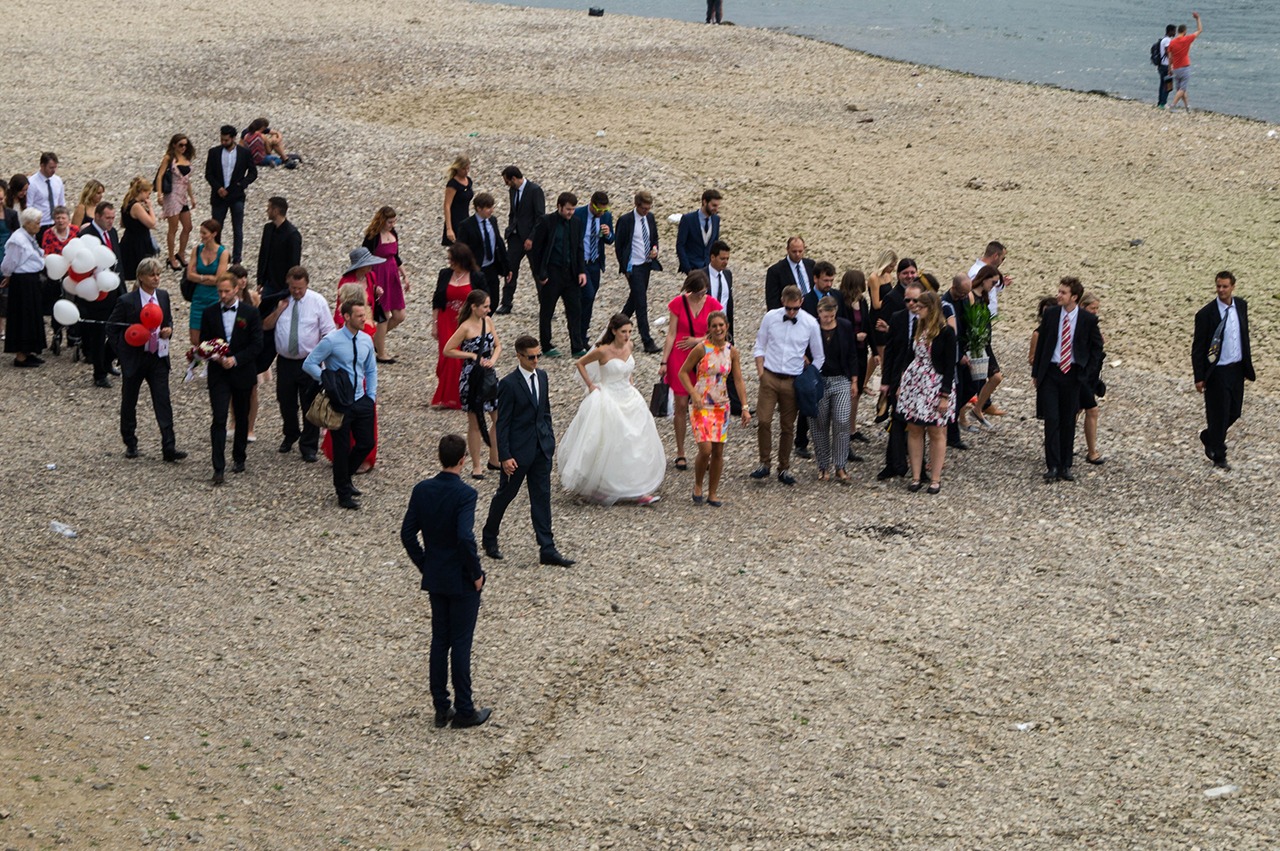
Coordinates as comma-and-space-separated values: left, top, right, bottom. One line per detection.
961, 299, 994, 378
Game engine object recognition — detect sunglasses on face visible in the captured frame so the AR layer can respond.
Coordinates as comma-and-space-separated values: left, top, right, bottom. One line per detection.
784, 306, 801, 312
905, 298, 920, 304
522, 352, 542, 360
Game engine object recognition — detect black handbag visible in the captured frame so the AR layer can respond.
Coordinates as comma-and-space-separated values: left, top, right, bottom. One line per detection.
649, 381, 669, 417
158, 162, 173, 196
179, 274, 195, 302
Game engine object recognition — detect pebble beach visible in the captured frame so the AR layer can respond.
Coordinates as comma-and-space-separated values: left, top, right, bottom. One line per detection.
2, 0, 1278, 847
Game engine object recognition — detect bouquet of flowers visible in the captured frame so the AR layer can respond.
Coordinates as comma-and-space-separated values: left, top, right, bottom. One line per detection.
184, 338, 230, 383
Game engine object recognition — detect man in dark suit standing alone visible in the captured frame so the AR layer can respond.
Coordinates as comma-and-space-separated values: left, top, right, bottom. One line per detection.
401, 433, 492, 730
530, 192, 587, 358
613, 191, 663, 354
572, 190, 614, 346
1032, 276, 1104, 483
1192, 270, 1254, 471
675, 189, 721, 274
764, 236, 815, 311
107, 257, 187, 463
457, 192, 509, 310
255, 195, 301, 298
200, 273, 263, 484
482, 335, 574, 566
499, 165, 545, 314
205, 124, 258, 264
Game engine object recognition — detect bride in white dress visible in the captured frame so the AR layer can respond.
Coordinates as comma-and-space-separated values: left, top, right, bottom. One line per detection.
559, 313, 665, 505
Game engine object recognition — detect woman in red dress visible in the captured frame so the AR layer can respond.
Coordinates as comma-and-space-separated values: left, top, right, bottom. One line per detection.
430, 242, 481, 409
659, 271, 722, 470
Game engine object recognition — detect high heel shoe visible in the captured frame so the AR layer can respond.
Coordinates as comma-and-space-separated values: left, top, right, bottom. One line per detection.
167, 257, 183, 271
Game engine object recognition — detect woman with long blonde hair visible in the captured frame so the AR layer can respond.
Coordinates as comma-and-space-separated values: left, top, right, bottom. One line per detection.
72, 179, 104, 226
895, 290, 957, 494
441, 155, 473, 245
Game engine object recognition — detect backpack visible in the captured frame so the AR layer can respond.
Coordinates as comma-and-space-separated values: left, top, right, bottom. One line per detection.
1150, 40, 1163, 66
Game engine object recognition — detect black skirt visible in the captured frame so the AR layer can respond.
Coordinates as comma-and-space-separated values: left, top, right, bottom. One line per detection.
4, 271, 46, 354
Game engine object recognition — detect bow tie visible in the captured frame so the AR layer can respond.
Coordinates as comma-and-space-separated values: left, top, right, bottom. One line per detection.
222, 305, 237, 313
783, 315, 797, 324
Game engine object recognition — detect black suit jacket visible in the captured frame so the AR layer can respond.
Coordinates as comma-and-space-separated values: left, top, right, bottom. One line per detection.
77, 221, 125, 319
1192, 297, 1255, 383
204, 144, 258, 202
764, 256, 817, 311
700, 264, 734, 340
256, 219, 302, 295
1032, 306, 1105, 386
820, 317, 860, 379
400, 471, 484, 595
530, 212, 584, 281
802, 286, 847, 319
457, 214, 509, 275
107, 288, 174, 377
200, 301, 263, 389
612, 210, 662, 274
507, 180, 545, 242
495, 368, 555, 467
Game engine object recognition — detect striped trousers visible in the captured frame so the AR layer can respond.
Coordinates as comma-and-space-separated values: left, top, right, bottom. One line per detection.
814, 375, 852, 471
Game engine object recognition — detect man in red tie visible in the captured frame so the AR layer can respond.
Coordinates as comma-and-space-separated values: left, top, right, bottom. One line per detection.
1032, 277, 1104, 482
78, 201, 126, 387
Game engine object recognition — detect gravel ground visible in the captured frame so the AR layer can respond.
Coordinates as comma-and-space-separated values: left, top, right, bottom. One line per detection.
1, 1, 1278, 848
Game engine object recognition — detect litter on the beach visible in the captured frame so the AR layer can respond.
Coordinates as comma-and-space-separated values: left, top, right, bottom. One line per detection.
1203, 784, 1239, 799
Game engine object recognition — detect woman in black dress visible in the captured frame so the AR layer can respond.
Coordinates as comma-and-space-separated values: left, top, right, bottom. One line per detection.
118, 177, 158, 282
441, 155, 473, 246
838, 268, 872, 453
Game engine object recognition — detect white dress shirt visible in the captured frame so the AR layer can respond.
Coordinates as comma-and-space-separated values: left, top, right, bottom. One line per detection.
628, 211, 649, 268
274, 289, 336, 358
1050, 306, 1079, 366
518, 363, 539, 403
753, 308, 824, 375
708, 267, 731, 312
1216, 299, 1242, 366
221, 147, 236, 187
26, 171, 65, 226
220, 300, 240, 339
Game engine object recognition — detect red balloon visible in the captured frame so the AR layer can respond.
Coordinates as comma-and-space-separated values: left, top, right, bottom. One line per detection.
67, 268, 94, 283
140, 302, 163, 331
124, 323, 150, 347
96, 291, 109, 301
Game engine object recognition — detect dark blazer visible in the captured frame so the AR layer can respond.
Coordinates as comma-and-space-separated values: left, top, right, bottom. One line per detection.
530, 212, 584, 281
699, 264, 734, 340
432, 268, 483, 311
107, 288, 174, 377
886, 316, 957, 391
495, 367, 555, 467
802, 286, 847, 319
764, 256, 817, 311
819, 317, 859, 379
612, 210, 662, 274
506, 179, 545, 242
874, 282, 907, 348
400, 471, 485, 595
457, 214, 508, 275
200, 300, 263, 389
78, 221, 121, 269
204, 144, 258, 202
1032, 306, 1104, 386
1192, 297, 1255, 383
675, 209, 719, 273
572, 205, 615, 266
77, 221, 125, 319
257, 219, 302, 295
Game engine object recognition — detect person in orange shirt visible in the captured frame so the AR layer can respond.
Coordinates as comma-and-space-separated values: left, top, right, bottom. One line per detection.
1167, 12, 1203, 113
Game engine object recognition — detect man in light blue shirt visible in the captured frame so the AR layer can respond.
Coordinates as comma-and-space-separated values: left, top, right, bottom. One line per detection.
304, 301, 378, 509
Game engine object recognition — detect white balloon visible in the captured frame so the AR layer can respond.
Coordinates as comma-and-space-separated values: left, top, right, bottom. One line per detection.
75, 278, 100, 300
52, 299, 81, 326
77, 232, 100, 246
94, 244, 116, 270
61, 238, 84, 263
70, 250, 97, 275
62, 277, 78, 295
96, 270, 120, 292
44, 253, 70, 280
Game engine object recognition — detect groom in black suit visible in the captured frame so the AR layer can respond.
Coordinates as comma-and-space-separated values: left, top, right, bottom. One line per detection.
200, 275, 263, 484
482, 335, 574, 566
1191, 270, 1254, 470
1032, 276, 1104, 482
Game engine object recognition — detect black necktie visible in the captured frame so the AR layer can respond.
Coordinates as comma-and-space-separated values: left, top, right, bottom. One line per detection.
483, 219, 493, 265
529, 372, 538, 405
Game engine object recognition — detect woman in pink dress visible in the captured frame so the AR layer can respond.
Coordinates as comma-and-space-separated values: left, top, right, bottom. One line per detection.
361, 206, 409, 363
431, 243, 481, 409
658, 270, 722, 470
154, 133, 195, 270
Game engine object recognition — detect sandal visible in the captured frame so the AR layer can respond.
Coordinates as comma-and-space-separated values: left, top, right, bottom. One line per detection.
817, 470, 829, 482
674, 457, 688, 470
834, 469, 852, 484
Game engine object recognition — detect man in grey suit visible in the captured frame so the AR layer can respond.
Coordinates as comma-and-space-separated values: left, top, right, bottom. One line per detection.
401, 433, 491, 729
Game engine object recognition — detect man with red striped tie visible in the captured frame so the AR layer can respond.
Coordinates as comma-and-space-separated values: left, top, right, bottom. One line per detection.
1032, 277, 1104, 483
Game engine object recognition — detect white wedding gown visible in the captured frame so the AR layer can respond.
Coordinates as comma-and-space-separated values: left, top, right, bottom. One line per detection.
559, 355, 666, 504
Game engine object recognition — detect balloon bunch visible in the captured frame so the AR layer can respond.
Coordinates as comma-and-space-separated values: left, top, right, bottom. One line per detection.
45, 234, 122, 328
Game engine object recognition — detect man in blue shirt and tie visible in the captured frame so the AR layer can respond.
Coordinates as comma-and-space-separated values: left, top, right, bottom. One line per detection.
572, 191, 614, 347
304, 300, 378, 509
